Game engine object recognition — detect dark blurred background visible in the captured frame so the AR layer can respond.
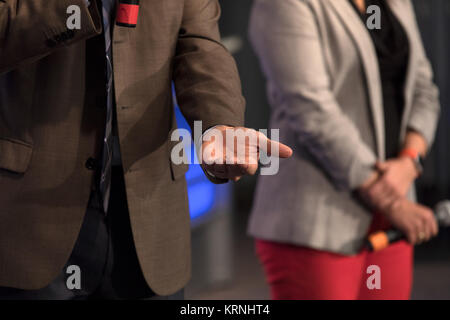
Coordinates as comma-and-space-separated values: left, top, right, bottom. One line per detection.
184, 0, 450, 300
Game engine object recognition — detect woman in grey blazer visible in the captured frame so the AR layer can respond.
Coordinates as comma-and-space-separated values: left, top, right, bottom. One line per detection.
248, 0, 440, 299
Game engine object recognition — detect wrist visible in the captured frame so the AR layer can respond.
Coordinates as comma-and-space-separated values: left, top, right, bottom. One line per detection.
399, 155, 419, 179
399, 148, 423, 177
379, 196, 405, 222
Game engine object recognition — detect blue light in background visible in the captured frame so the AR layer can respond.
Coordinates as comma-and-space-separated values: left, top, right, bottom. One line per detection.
174, 105, 217, 220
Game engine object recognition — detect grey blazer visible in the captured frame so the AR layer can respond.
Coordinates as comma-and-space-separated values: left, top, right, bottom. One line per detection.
248, 0, 440, 254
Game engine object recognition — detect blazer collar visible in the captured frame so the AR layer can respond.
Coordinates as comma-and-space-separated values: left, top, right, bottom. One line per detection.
327, 0, 385, 159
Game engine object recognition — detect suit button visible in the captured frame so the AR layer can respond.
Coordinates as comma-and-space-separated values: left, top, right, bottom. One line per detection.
85, 157, 97, 170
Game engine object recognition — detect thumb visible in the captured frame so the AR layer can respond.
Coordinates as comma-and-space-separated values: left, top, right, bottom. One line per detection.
268, 140, 293, 158
257, 132, 293, 158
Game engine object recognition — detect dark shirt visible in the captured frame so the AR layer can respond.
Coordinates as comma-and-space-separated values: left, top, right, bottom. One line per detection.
349, 0, 410, 159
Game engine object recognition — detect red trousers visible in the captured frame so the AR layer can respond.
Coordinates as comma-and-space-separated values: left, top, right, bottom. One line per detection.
255, 214, 413, 300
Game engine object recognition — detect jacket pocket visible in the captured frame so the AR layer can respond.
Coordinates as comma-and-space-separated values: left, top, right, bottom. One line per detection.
0, 138, 33, 173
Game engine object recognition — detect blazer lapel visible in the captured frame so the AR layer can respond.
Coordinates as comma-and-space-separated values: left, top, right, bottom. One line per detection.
327, 0, 385, 160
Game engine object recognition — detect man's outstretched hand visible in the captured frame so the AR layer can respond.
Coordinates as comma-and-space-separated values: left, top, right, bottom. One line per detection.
200, 126, 293, 181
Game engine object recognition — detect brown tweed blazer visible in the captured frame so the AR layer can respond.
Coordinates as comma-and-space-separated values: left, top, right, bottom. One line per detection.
0, 0, 245, 295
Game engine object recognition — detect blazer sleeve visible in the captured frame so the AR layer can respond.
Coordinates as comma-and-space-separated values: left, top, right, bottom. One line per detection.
0, 0, 102, 74
173, 0, 246, 132
405, 1, 441, 147
249, 0, 377, 191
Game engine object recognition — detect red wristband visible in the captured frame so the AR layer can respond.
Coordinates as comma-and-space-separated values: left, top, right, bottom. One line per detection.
399, 148, 419, 160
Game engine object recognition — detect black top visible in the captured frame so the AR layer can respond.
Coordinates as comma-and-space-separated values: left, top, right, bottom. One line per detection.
349, 0, 410, 158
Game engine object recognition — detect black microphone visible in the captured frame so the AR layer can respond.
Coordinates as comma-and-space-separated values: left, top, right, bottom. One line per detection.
116, 0, 140, 28
366, 201, 450, 251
